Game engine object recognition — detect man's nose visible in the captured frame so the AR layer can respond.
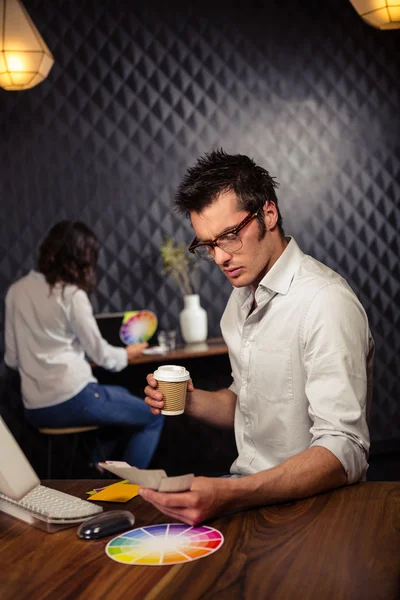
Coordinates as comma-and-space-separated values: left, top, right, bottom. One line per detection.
213, 246, 232, 265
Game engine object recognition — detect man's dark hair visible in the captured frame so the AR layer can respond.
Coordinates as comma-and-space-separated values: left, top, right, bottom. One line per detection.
38, 220, 100, 293
175, 149, 284, 235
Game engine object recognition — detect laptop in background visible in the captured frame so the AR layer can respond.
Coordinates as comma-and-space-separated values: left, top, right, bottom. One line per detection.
95, 310, 161, 351
95, 312, 125, 347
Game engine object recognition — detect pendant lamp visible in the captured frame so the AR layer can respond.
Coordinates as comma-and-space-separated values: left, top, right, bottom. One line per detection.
349, 0, 400, 29
0, 0, 54, 91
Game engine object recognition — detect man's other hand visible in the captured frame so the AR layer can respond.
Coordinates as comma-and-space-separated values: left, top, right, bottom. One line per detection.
139, 476, 228, 525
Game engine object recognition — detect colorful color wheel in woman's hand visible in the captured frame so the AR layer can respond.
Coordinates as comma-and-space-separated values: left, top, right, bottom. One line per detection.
119, 310, 158, 344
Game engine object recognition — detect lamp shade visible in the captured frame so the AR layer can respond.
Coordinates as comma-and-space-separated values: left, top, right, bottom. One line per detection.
0, 0, 54, 91
349, 0, 400, 29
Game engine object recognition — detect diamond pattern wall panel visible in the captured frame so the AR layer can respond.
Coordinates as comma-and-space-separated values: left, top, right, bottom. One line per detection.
0, 0, 399, 446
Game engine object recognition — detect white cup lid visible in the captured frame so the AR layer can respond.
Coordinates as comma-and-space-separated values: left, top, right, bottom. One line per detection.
153, 365, 190, 382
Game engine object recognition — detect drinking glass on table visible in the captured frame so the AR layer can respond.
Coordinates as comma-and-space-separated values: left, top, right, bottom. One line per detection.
158, 330, 177, 352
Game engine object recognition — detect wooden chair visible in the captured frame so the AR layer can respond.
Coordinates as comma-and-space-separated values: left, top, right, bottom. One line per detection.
39, 425, 100, 478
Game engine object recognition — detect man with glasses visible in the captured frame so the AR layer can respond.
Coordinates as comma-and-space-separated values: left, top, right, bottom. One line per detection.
141, 149, 374, 525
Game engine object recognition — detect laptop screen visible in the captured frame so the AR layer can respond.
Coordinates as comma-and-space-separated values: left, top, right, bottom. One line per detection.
95, 313, 125, 348
0, 417, 40, 500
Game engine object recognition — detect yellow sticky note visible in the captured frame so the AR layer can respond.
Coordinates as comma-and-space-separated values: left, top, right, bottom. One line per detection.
86, 480, 129, 495
88, 481, 140, 502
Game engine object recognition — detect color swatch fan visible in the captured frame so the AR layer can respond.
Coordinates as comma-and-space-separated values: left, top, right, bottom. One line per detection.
119, 311, 158, 344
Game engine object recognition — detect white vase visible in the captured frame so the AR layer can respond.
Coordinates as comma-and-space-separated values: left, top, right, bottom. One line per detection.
179, 294, 208, 344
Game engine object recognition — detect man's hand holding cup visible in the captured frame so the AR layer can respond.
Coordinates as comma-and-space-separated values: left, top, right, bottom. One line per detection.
145, 365, 194, 415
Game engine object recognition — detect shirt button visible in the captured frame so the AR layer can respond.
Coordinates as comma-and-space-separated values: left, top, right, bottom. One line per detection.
94, 393, 99, 398
245, 340, 250, 347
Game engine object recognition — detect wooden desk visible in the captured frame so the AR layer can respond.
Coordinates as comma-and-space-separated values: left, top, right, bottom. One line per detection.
1, 481, 399, 600
133, 337, 228, 365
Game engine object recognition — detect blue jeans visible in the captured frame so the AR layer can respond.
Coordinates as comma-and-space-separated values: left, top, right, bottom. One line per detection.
25, 383, 165, 469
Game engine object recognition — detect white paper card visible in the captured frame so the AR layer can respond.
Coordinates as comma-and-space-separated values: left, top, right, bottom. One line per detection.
99, 461, 193, 492
158, 474, 194, 492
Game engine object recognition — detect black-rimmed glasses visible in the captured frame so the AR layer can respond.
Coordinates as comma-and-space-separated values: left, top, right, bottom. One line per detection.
188, 211, 259, 261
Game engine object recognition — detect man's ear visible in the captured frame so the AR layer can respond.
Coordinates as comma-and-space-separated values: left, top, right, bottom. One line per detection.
263, 201, 278, 230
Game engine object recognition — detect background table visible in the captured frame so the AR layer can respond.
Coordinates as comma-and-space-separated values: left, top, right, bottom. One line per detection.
133, 337, 229, 365
1, 480, 399, 600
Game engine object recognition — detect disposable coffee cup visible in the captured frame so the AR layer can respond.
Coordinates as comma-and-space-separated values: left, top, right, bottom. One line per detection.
153, 365, 190, 416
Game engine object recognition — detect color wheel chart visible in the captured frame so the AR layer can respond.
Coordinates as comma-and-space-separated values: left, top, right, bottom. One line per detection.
119, 310, 157, 344
106, 523, 224, 566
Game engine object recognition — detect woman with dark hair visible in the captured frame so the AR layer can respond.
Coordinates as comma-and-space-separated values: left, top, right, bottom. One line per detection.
4, 220, 164, 470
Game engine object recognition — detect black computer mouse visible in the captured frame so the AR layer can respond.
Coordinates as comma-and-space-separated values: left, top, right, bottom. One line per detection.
77, 510, 135, 539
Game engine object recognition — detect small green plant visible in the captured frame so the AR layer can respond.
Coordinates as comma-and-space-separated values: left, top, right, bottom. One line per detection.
160, 236, 198, 296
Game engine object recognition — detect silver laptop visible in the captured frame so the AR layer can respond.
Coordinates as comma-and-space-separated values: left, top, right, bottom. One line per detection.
0, 416, 102, 532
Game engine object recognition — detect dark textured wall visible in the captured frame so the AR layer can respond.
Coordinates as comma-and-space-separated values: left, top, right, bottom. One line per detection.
0, 0, 399, 446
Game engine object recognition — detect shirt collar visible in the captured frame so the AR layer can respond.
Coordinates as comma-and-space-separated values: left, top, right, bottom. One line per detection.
30, 270, 45, 280
234, 236, 304, 306
259, 236, 303, 295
